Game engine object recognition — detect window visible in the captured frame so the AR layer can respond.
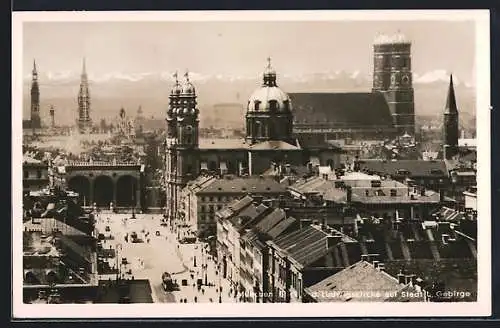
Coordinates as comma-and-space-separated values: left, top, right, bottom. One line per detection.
23, 170, 28, 179
201, 205, 207, 213
254, 100, 261, 111
390, 189, 397, 197
209, 205, 215, 213
217, 205, 223, 210
209, 196, 214, 202
269, 100, 278, 111
36, 170, 42, 179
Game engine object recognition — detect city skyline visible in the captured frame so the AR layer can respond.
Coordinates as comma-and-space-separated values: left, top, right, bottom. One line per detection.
23, 20, 476, 85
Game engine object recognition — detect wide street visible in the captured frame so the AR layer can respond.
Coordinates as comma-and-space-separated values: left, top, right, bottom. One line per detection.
94, 211, 240, 303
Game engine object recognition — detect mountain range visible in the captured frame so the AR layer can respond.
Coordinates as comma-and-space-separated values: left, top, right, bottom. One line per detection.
21, 69, 476, 130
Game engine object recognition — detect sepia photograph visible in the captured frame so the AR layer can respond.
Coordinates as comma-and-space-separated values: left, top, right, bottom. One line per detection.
12, 10, 491, 318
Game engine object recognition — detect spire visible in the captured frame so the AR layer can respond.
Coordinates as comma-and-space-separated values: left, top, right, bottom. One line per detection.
32, 59, 38, 78
263, 57, 277, 87
82, 57, 87, 75
445, 74, 458, 114
184, 70, 190, 82
173, 71, 178, 83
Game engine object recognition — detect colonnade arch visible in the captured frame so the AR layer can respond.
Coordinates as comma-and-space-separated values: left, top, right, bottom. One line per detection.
67, 176, 91, 207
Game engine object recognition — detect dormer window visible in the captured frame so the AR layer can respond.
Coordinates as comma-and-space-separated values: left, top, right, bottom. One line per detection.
269, 100, 278, 111
254, 100, 261, 111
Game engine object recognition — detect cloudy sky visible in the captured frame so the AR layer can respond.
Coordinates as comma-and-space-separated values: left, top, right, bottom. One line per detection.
22, 20, 476, 83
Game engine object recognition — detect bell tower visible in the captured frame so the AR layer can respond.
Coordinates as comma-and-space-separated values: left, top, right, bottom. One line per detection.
164, 71, 200, 223
372, 33, 415, 135
443, 75, 459, 160
30, 59, 41, 129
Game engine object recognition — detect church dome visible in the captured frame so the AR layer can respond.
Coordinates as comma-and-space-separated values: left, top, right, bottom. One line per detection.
247, 58, 292, 113
247, 87, 292, 112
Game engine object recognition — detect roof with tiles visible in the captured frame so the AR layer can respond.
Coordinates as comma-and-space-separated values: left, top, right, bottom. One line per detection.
271, 225, 352, 267
254, 208, 286, 233
357, 159, 449, 178
228, 203, 270, 230
197, 176, 287, 194
305, 260, 422, 302
199, 138, 249, 150
289, 92, 394, 130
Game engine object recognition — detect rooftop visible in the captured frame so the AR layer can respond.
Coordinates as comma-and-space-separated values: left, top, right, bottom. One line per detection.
357, 159, 448, 178
290, 92, 394, 130
199, 138, 249, 150
271, 224, 355, 268
197, 176, 287, 194
304, 260, 421, 302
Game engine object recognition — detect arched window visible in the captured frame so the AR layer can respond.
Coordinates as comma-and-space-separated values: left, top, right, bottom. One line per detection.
269, 100, 278, 112
254, 100, 261, 111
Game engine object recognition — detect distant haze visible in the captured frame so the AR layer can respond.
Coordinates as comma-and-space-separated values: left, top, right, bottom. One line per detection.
22, 20, 476, 127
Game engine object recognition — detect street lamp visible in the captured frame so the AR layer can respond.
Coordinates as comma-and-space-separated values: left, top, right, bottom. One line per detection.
116, 243, 122, 282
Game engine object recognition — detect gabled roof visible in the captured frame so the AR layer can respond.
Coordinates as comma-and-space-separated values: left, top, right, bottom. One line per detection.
267, 216, 297, 239
254, 208, 286, 233
272, 225, 334, 267
290, 92, 394, 129
304, 260, 422, 302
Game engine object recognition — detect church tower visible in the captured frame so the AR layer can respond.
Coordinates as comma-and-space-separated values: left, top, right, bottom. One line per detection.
246, 58, 294, 144
443, 74, 459, 160
30, 60, 41, 129
77, 58, 92, 133
165, 71, 200, 222
372, 33, 415, 136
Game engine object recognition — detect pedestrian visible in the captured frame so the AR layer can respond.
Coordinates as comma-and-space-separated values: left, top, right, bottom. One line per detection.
202, 289, 205, 295
194, 296, 197, 303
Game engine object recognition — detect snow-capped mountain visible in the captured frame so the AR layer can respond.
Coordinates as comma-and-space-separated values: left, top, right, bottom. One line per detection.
21, 69, 476, 127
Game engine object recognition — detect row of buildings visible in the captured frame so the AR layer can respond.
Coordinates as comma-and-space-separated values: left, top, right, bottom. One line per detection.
211, 169, 477, 303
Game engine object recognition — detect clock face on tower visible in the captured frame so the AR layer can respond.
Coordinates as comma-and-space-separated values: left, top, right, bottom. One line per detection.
402, 73, 410, 85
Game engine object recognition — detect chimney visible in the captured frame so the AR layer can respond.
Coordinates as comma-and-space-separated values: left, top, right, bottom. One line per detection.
307, 162, 313, 173
372, 260, 380, 269
346, 186, 352, 203
360, 254, 369, 262
326, 235, 342, 249
420, 187, 426, 196
405, 274, 416, 286
439, 189, 445, 203
300, 219, 312, 229
377, 263, 385, 271
397, 272, 405, 284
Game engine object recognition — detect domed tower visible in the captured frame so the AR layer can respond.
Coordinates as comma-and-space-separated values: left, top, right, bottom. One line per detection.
246, 58, 294, 144
372, 32, 415, 136
164, 71, 200, 223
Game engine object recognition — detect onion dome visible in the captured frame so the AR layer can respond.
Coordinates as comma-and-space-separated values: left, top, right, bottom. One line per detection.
181, 71, 196, 95
247, 58, 292, 113
170, 71, 182, 95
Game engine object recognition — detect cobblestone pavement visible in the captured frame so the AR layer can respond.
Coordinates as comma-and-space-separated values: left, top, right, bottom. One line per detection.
95, 211, 241, 303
